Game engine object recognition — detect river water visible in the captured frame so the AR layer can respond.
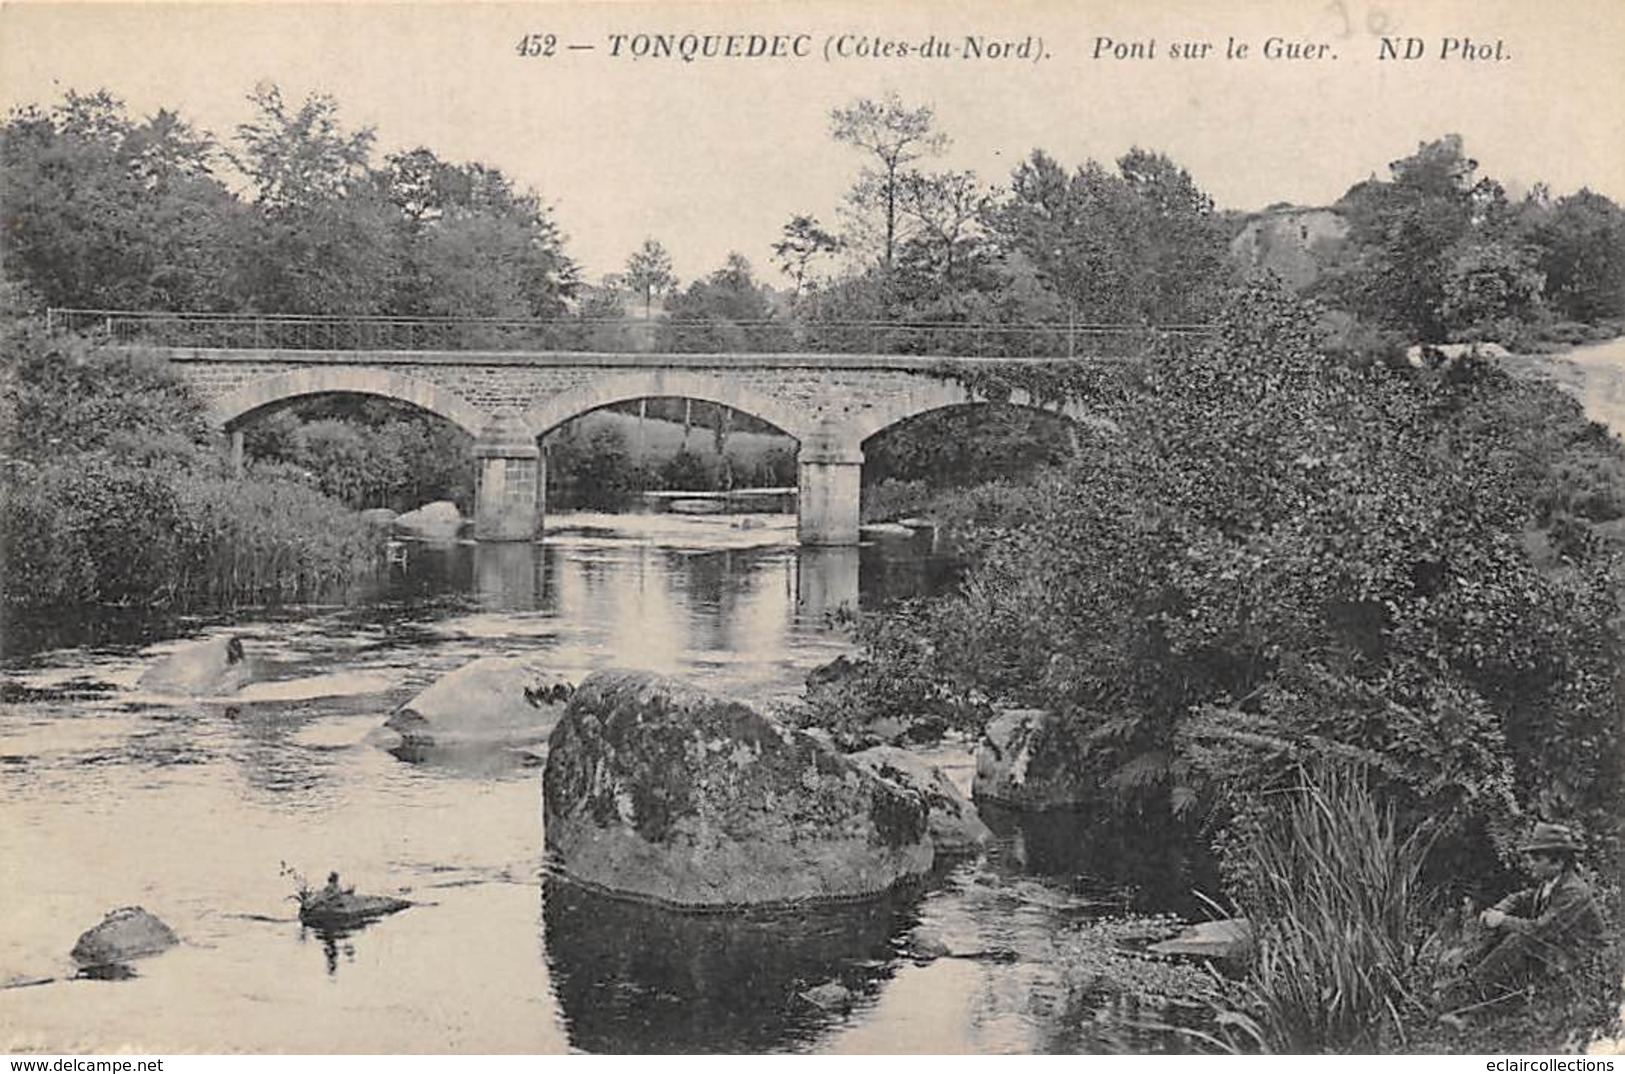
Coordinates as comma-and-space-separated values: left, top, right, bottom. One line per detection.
0, 512, 1208, 1055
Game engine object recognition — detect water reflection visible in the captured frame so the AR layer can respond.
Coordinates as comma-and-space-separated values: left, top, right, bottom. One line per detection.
796, 547, 860, 622
300, 925, 357, 976
860, 534, 962, 608
474, 542, 545, 610
542, 876, 916, 1054
979, 803, 1218, 917
3, 513, 1028, 1054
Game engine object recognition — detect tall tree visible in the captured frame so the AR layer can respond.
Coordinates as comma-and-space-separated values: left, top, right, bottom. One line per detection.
0, 91, 242, 310
624, 238, 676, 317
987, 148, 1229, 324
894, 169, 992, 290
231, 85, 393, 314
829, 93, 949, 271
1315, 134, 1543, 342
379, 147, 576, 319
772, 214, 841, 298
1523, 188, 1625, 324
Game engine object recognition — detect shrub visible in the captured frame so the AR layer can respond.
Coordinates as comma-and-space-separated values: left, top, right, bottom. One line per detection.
841, 282, 1623, 897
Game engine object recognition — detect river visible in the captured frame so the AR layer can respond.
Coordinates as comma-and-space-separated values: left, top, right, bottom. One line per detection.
0, 512, 1211, 1055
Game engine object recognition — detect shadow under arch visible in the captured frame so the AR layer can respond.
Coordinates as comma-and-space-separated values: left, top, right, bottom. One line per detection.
209, 367, 489, 436
845, 386, 1114, 449
520, 370, 810, 443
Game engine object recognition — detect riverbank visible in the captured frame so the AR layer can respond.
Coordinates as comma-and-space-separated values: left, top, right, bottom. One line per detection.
0, 521, 1237, 1053
1498, 334, 1625, 441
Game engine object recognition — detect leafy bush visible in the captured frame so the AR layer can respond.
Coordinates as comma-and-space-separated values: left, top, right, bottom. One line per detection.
1, 323, 381, 630
785, 600, 988, 748
240, 396, 476, 513
842, 281, 1623, 896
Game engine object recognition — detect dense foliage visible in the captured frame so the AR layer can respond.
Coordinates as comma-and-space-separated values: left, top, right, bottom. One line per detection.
832, 284, 1623, 890
0, 321, 377, 631
0, 88, 578, 319
1313, 135, 1625, 345
242, 396, 476, 513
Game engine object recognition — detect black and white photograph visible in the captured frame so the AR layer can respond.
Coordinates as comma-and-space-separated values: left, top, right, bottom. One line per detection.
1, 0, 1622, 1058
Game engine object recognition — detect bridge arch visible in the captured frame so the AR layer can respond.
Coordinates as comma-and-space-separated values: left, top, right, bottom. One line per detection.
209, 367, 489, 436
520, 370, 810, 443
844, 382, 1114, 447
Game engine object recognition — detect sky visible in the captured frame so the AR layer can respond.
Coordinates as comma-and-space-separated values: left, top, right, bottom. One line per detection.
2, 0, 1623, 286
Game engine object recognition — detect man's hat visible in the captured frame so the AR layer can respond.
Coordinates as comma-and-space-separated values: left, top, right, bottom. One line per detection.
1518, 822, 1584, 854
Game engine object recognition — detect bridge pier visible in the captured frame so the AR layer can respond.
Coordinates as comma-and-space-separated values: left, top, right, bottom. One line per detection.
473, 413, 543, 542
797, 436, 862, 547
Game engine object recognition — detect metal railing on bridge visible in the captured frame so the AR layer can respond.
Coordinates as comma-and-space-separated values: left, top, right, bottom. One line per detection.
46, 308, 1216, 359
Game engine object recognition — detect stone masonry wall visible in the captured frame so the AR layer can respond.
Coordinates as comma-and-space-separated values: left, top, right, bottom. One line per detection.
156, 347, 1045, 449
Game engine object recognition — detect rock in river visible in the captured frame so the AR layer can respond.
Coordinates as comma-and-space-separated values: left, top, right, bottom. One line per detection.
972, 708, 1095, 811
136, 635, 251, 696
298, 891, 413, 931
1147, 917, 1255, 961
393, 500, 463, 541
543, 669, 933, 908
850, 745, 991, 855
382, 656, 573, 753
70, 907, 178, 969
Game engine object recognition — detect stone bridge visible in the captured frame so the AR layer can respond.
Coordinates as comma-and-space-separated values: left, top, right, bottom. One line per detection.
159, 346, 1118, 545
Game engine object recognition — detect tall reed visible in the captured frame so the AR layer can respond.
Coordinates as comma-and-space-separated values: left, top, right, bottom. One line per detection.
1237, 762, 1436, 1052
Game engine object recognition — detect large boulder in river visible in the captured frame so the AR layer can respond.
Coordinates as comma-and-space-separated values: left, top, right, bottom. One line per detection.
543, 669, 933, 908
394, 500, 463, 541
70, 907, 178, 969
383, 656, 573, 753
972, 708, 1094, 811
136, 635, 250, 696
850, 746, 991, 855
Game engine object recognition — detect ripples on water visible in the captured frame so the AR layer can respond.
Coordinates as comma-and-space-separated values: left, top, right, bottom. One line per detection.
0, 513, 1208, 1054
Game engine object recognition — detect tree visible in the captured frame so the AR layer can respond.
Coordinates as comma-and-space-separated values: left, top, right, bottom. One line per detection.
659, 252, 778, 352
624, 238, 677, 317
1523, 188, 1625, 323
0, 91, 243, 310
772, 214, 841, 298
231, 85, 393, 314
1314, 134, 1543, 342
986, 148, 1230, 325
829, 93, 949, 271
378, 148, 576, 321
1114, 148, 1232, 321
894, 170, 992, 290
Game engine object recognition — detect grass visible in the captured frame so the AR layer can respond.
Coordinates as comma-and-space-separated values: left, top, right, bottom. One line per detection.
1230, 763, 1436, 1053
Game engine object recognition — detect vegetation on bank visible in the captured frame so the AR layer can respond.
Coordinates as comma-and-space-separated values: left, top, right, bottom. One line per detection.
0, 318, 378, 632
803, 282, 1625, 1052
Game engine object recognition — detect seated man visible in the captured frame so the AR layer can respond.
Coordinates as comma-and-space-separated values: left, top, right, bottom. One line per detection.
1464, 822, 1604, 996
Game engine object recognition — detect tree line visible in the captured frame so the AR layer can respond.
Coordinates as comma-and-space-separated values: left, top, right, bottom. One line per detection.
1, 87, 576, 319
4, 86, 1621, 349
621, 97, 1622, 361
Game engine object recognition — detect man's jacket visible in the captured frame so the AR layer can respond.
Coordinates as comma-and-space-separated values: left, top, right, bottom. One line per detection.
1490, 869, 1605, 971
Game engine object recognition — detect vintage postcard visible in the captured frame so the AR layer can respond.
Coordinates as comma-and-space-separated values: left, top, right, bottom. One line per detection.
1, 0, 1622, 1060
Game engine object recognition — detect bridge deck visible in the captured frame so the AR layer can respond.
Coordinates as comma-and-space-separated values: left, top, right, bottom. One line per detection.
153, 346, 1142, 368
